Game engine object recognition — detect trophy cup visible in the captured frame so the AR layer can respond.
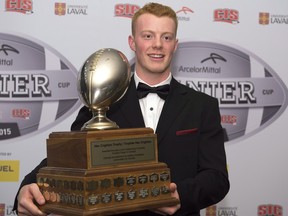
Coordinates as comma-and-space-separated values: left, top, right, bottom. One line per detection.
77, 48, 130, 130
37, 48, 179, 215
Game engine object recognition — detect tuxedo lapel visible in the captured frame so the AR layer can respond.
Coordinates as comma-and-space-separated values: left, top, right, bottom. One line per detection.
110, 77, 190, 136
111, 77, 145, 128
156, 78, 190, 143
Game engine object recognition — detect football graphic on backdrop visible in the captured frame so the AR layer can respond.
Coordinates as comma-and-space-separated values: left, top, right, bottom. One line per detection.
0, 33, 81, 141
171, 41, 288, 143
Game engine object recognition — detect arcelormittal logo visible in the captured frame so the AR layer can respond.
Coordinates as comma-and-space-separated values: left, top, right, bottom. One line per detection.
171, 41, 288, 143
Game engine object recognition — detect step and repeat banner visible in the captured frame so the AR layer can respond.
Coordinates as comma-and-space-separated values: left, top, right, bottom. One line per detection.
1, 0, 288, 215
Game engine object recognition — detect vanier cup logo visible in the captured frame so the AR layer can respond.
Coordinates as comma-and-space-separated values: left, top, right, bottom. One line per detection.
78, 48, 131, 130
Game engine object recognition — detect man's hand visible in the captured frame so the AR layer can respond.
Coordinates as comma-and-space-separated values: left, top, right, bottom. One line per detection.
17, 183, 47, 216
151, 183, 181, 215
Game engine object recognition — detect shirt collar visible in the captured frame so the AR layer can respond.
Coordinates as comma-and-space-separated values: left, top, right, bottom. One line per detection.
134, 71, 172, 88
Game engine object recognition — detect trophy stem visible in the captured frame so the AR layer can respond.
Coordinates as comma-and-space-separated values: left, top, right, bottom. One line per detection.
81, 107, 119, 130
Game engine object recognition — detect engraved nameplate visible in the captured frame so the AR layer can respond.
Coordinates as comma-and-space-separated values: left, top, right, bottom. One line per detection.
90, 137, 156, 167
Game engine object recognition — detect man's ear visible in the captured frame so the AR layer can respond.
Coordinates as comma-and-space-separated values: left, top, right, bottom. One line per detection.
128, 35, 136, 51
173, 39, 179, 53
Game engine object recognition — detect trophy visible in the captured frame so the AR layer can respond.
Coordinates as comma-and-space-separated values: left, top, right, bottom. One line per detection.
37, 48, 179, 215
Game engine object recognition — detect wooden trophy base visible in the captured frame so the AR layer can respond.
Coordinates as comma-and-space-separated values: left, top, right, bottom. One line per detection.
37, 128, 179, 215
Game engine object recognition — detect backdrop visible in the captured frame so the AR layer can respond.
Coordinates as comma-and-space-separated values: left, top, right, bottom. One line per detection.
1, 1, 288, 216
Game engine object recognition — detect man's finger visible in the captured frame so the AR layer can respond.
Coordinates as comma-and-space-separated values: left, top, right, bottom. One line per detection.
17, 184, 46, 216
29, 183, 46, 205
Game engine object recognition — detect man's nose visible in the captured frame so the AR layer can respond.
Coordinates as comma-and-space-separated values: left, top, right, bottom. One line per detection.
152, 37, 163, 49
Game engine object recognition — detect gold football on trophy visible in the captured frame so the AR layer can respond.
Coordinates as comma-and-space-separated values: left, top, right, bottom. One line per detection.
78, 48, 131, 130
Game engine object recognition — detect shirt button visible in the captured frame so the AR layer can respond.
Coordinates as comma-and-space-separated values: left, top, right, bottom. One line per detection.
150, 107, 153, 111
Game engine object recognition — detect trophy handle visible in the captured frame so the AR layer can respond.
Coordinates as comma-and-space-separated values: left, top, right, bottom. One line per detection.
81, 107, 119, 130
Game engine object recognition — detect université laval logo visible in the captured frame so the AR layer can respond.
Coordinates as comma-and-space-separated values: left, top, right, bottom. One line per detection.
259, 12, 270, 25
55, 2, 66, 16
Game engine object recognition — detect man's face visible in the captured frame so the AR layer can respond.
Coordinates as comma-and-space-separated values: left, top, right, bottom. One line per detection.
129, 13, 178, 80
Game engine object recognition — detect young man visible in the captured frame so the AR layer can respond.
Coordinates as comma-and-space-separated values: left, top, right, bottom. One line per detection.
14, 3, 229, 216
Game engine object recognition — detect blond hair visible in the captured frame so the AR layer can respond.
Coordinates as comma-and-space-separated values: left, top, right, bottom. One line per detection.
131, 3, 178, 36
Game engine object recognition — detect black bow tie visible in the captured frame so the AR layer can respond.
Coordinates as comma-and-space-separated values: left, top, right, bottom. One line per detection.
136, 82, 170, 100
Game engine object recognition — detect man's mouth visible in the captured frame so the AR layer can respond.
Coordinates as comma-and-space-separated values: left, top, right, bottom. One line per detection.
148, 54, 164, 59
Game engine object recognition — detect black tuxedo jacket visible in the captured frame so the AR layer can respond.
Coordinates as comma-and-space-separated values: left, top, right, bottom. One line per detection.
14, 77, 229, 216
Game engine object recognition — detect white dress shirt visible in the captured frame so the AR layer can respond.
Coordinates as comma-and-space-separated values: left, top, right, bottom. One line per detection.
134, 72, 172, 132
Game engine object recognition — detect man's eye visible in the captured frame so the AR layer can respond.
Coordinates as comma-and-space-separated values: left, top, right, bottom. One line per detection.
144, 34, 152, 39
163, 35, 173, 41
